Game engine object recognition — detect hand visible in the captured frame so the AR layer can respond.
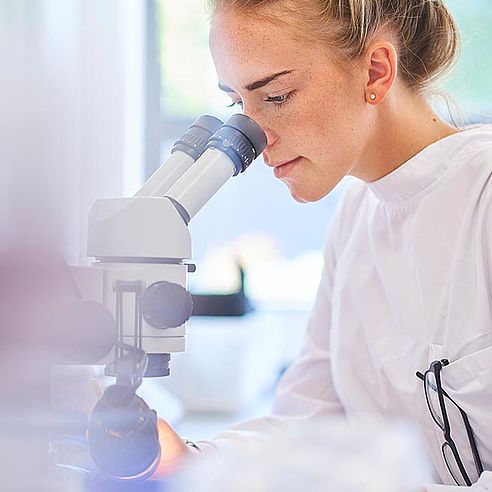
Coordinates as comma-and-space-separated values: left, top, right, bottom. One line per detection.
150, 416, 193, 479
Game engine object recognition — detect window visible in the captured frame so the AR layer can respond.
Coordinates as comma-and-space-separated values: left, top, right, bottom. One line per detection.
443, 0, 492, 120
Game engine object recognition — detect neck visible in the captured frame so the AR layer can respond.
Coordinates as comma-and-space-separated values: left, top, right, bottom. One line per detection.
351, 85, 459, 182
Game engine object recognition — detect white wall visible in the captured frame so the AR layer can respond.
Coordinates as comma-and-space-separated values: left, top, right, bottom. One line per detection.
0, 0, 146, 263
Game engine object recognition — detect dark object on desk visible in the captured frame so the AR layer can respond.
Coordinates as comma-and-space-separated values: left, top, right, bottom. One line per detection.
88, 384, 160, 482
191, 265, 254, 317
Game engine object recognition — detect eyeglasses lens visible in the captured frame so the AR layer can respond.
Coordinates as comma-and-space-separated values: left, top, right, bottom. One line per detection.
425, 371, 444, 430
425, 370, 444, 429
442, 442, 467, 486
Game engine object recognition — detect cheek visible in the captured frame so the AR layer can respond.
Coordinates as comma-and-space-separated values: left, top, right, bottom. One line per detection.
286, 82, 354, 143
303, 91, 368, 161
262, 77, 367, 163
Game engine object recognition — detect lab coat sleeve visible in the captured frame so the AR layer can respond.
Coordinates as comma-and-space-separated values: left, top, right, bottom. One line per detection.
270, 238, 344, 419
196, 219, 345, 455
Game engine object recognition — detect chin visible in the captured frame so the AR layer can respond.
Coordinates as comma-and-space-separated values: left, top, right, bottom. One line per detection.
286, 182, 331, 203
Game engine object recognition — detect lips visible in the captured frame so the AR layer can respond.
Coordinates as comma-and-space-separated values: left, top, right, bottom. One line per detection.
269, 157, 302, 179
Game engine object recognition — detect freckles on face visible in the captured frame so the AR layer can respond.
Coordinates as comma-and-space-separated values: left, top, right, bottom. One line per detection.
209, 12, 288, 92
269, 68, 362, 201
210, 10, 367, 202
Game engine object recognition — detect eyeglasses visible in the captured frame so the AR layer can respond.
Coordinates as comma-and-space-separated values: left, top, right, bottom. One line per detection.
416, 359, 484, 486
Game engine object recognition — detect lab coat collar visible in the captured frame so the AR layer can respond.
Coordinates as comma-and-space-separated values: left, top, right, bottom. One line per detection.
366, 125, 492, 205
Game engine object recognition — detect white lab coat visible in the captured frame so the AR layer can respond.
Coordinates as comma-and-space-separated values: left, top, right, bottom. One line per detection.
199, 126, 492, 491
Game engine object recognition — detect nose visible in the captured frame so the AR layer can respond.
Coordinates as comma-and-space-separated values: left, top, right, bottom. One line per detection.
263, 128, 279, 147
257, 128, 279, 165
241, 108, 279, 163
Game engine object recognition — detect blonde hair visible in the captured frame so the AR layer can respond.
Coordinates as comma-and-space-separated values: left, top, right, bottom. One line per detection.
206, 0, 460, 92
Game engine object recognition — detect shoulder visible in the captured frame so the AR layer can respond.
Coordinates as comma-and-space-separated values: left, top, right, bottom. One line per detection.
452, 124, 492, 169
451, 125, 492, 202
415, 125, 492, 208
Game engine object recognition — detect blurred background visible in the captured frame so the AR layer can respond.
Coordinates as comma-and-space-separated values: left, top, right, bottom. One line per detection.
0, 0, 491, 467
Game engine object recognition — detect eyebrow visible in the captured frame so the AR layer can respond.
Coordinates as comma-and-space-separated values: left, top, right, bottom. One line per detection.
218, 70, 295, 93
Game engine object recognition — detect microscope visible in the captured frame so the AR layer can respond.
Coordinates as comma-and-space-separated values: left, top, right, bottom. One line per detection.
58, 113, 267, 482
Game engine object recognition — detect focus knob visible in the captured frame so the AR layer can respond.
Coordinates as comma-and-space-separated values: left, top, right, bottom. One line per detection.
141, 281, 193, 329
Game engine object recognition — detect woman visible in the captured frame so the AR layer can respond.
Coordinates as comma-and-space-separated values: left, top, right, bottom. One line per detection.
154, 1, 492, 488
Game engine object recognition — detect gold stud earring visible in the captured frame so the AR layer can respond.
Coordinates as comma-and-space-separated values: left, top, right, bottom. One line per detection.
370, 93, 377, 101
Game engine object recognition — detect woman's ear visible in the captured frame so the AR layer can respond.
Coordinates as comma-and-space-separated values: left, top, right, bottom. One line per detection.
364, 42, 398, 105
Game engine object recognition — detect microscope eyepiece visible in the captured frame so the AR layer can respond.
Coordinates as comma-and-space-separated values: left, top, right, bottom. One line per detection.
171, 115, 224, 161
205, 114, 268, 175
165, 113, 267, 222
224, 113, 268, 156
135, 114, 224, 198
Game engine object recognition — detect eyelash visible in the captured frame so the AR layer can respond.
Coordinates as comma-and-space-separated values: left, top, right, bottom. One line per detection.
227, 91, 295, 110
